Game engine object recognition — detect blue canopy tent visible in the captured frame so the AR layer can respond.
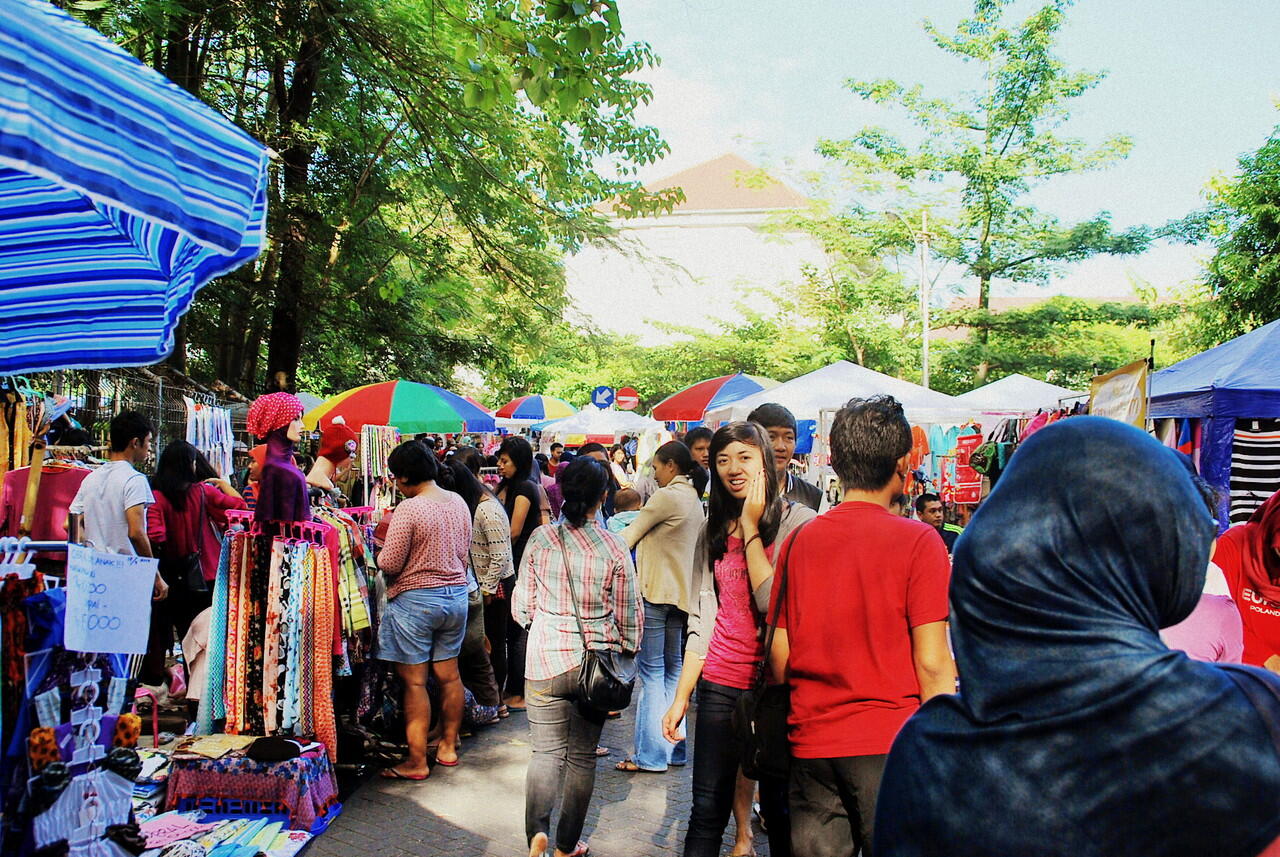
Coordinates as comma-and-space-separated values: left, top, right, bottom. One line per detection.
1150, 318, 1280, 528
0, 0, 269, 374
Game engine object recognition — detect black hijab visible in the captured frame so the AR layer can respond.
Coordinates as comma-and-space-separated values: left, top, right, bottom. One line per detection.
875, 417, 1280, 857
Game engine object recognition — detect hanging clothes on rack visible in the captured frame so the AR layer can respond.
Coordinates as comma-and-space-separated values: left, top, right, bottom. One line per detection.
184, 396, 235, 477
213, 514, 344, 763
0, 385, 32, 482
359, 426, 400, 513
1230, 419, 1280, 525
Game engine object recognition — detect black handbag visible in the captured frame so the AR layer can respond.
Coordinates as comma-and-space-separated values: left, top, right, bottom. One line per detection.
559, 526, 637, 712
732, 521, 809, 781
157, 487, 209, 594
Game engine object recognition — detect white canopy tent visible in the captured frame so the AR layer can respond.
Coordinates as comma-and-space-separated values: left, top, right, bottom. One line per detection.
704, 360, 972, 425
532, 407, 663, 441
953, 373, 1083, 415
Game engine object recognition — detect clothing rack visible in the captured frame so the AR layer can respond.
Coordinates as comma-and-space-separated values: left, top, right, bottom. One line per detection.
224, 509, 334, 544
0, 537, 68, 555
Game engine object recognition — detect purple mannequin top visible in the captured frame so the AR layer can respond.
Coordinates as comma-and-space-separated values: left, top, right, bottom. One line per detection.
254, 428, 310, 523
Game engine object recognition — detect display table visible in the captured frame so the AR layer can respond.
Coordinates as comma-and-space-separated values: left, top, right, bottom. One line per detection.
164, 746, 341, 833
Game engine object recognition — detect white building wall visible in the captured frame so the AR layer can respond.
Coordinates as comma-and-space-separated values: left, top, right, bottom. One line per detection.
565, 210, 829, 344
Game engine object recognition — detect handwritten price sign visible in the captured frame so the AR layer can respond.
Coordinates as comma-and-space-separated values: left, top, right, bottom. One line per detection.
65, 544, 156, 654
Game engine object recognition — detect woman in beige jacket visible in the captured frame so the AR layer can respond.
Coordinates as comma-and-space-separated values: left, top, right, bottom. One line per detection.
615, 441, 709, 772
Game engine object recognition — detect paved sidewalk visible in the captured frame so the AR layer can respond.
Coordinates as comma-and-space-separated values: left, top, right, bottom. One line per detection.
310, 706, 772, 857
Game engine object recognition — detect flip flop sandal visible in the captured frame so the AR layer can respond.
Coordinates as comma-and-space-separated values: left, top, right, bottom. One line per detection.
614, 758, 664, 773
380, 767, 428, 781
594, 746, 610, 757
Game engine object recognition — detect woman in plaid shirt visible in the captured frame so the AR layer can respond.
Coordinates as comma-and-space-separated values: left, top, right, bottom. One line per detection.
513, 457, 643, 857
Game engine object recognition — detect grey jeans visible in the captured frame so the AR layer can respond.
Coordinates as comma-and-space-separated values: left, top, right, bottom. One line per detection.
525, 668, 607, 853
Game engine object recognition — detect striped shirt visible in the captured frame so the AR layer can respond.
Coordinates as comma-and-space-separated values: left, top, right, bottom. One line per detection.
512, 521, 643, 681
471, 497, 514, 595
1230, 419, 1280, 524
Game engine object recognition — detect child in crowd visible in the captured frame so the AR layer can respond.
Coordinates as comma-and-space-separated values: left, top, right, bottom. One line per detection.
606, 488, 642, 534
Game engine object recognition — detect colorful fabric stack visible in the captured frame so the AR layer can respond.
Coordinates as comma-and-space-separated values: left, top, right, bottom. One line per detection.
212, 525, 349, 763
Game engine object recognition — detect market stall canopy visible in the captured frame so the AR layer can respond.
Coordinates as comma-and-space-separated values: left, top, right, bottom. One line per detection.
462, 395, 493, 415
0, 0, 269, 374
1150, 318, 1280, 418
704, 360, 971, 425
303, 380, 496, 434
496, 394, 576, 421
533, 407, 662, 443
954, 374, 1083, 414
650, 373, 779, 422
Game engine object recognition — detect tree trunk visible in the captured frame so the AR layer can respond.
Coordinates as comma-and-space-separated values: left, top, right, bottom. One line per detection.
976, 272, 992, 382
264, 20, 327, 390
167, 318, 189, 373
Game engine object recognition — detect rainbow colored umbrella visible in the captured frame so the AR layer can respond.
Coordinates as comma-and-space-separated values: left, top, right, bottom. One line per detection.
496, 394, 576, 421
650, 373, 779, 422
303, 380, 496, 434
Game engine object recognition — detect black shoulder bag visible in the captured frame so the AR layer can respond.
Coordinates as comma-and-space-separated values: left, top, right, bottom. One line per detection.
731, 521, 808, 781
158, 486, 209, 594
559, 525, 637, 712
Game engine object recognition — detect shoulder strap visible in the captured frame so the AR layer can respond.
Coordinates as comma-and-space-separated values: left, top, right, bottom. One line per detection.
558, 525, 590, 652
189, 483, 206, 548
756, 519, 810, 688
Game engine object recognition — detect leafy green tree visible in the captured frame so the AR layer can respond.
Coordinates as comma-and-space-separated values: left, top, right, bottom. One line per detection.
71, 0, 677, 394
783, 203, 924, 377
1191, 126, 1280, 338
930, 296, 1190, 394
821, 0, 1151, 380
525, 308, 831, 410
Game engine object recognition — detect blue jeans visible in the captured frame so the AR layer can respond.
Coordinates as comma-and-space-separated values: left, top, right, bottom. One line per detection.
634, 600, 687, 770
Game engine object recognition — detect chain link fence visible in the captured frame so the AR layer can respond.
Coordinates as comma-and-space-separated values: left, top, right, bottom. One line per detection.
28, 367, 249, 459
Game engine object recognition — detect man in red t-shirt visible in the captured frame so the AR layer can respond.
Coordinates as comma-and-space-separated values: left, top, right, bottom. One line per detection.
769, 395, 956, 857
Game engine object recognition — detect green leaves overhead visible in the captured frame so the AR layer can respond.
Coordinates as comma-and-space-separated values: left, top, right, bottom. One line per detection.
70, 0, 672, 394
823, 0, 1151, 380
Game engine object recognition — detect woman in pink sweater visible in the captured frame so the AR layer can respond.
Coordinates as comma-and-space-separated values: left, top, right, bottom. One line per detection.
378, 441, 473, 779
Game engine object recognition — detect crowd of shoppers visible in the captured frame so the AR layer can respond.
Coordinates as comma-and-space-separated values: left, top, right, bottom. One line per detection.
68, 399, 1280, 857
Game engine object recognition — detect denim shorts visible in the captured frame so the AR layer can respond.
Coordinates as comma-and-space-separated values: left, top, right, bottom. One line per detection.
377, 584, 468, 664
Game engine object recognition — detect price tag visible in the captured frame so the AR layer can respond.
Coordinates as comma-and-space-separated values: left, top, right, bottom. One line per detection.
65, 544, 155, 655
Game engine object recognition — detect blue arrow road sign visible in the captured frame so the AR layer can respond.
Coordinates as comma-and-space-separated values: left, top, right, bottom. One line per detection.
591, 386, 615, 408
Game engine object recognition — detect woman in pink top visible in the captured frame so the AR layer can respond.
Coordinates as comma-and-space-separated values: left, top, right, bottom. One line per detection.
377, 441, 473, 779
661, 422, 815, 857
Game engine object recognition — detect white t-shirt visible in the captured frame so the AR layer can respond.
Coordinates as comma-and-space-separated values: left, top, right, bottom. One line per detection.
68, 460, 155, 555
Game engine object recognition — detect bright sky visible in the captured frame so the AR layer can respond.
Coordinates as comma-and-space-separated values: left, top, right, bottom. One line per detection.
615, 0, 1280, 301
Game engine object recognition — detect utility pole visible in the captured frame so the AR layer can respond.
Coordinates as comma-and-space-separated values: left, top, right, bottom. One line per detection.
917, 209, 932, 389
888, 210, 936, 389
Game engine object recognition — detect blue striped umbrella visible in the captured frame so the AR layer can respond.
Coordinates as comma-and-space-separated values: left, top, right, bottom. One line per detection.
0, 0, 269, 373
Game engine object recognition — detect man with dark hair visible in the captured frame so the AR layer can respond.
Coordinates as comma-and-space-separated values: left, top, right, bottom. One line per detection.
69, 411, 166, 600
768, 395, 955, 857
549, 442, 564, 468
576, 442, 608, 462
915, 493, 962, 554
748, 402, 822, 512
682, 426, 713, 500
682, 427, 712, 470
